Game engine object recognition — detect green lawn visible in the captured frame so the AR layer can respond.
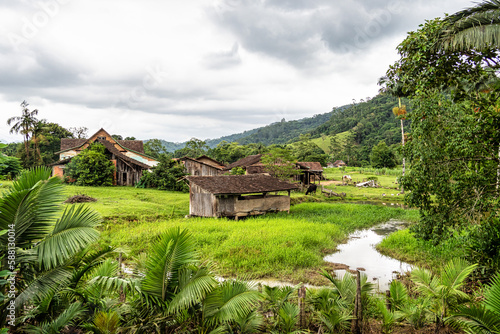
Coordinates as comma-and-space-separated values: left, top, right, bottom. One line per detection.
60, 184, 419, 284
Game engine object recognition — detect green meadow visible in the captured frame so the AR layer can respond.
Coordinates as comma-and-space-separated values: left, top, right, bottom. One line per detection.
61, 183, 419, 284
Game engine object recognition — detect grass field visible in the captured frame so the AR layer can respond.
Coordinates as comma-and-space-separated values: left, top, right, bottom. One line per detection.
59, 183, 419, 284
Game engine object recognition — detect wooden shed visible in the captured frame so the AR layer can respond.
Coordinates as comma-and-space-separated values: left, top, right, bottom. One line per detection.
181, 156, 225, 176
296, 162, 324, 185
186, 174, 298, 219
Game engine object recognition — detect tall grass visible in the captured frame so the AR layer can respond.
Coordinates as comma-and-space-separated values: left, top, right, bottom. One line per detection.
376, 229, 467, 269
99, 202, 419, 283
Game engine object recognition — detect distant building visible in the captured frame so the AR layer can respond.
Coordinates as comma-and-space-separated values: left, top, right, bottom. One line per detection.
295, 162, 324, 185
223, 154, 323, 185
222, 154, 263, 174
186, 174, 298, 219
331, 160, 347, 168
181, 155, 225, 176
51, 128, 158, 186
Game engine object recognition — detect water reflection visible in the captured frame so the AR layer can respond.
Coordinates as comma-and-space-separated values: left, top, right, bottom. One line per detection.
323, 219, 412, 291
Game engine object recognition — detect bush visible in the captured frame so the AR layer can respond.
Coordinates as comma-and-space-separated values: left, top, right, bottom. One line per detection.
65, 143, 115, 186
0, 155, 22, 180
137, 157, 188, 192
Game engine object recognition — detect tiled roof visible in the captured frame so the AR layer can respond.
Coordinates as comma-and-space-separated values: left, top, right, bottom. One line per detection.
60, 138, 86, 151
223, 154, 263, 171
117, 140, 144, 153
186, 174, 298, 195
296, 162, 323, 172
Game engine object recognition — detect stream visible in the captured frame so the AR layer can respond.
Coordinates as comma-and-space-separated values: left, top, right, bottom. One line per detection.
323, 219, 412, 291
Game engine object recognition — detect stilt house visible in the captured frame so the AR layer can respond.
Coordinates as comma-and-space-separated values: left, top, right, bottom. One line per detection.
186, 174, 298, 219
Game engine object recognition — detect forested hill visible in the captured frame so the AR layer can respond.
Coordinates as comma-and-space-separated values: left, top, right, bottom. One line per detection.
310, 93, 406, 161
158, 93, 404, 157
230, 111, 341, 146
158, 108, 342, 151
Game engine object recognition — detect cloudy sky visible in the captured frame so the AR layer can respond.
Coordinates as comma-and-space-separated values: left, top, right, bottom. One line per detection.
0, 0, 474, 143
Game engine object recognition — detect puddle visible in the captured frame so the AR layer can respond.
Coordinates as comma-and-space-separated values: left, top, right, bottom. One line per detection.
323, 219, 412, 291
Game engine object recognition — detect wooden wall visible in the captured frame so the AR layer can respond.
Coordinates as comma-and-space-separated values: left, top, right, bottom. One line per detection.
184, 160, 221, 176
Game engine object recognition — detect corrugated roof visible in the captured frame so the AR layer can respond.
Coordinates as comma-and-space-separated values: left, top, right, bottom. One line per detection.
96, 139, 151, 169
186, 174, 298, 195
297, 162, 323, 172
223, 154, 263, 171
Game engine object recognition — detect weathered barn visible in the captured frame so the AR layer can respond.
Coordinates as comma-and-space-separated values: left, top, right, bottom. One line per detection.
222, 154, 263, 174
296, 162, 324, 185
51, 128, 158, 186
186, 174, 298, 219
181, 155, 225, 176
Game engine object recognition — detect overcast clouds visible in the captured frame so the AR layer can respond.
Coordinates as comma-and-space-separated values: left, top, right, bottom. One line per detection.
0, 0, 474, 143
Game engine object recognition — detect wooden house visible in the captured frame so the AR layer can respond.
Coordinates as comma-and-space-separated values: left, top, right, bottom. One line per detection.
296, 162, 324, 185
51, 128, 158, 186
332, 160, 347, 168
181, 155, 225, 176
222, 154, 263, 174
186, 174, 298, 219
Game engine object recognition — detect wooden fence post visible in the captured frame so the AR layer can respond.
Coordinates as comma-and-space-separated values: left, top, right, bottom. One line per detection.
351, 270, 362, 334
298, 285, 306, 329
386, 290, 391, 311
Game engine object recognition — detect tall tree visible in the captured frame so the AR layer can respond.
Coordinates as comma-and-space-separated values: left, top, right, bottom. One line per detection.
7, 101, 38, 162
384, 16, 499, 243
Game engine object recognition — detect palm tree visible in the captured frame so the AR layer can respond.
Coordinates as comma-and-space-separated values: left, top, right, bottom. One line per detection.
126, 227, 262, 333
411, 258, 477, 331
6, 101, 38, 162
440, 0, 500, 52
0, 167, 102, 326
378, 77, 407, 193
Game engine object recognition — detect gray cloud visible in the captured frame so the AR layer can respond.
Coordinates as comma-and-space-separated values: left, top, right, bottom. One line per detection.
207, 0, 470, 68
202, 42, 241, 69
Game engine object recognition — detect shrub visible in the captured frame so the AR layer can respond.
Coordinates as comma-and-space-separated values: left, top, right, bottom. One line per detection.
137, 157, 188, 192
0, 155, 22, 179
65, 143, 115, 186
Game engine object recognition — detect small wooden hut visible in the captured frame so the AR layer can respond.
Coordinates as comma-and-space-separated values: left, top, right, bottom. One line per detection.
181, 156, 224, 176
296, 162, 323, 185
186, 174, 298, 219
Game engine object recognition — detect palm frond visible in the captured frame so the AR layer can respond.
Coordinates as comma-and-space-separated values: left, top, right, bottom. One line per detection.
448, 304, 500, 333
36, 205, 101, 270
23, 301, 86, 334
440, 259, 477, 296
441, 0, 500, 51
168, 265, 217, 313
484, 272, 500, 314
16, 267, 72, 309
204, 280, 262, 325
141, 227, 198, 301
93, 310, 121, 334
0, 175, 63, 249
389, 280, 409, 311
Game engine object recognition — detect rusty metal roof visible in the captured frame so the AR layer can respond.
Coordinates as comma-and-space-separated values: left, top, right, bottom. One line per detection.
296, 162, 323, 172
186, 174, 298, 195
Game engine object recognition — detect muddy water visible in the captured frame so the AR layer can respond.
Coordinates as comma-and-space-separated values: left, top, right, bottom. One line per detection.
323, 219, 412, 291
